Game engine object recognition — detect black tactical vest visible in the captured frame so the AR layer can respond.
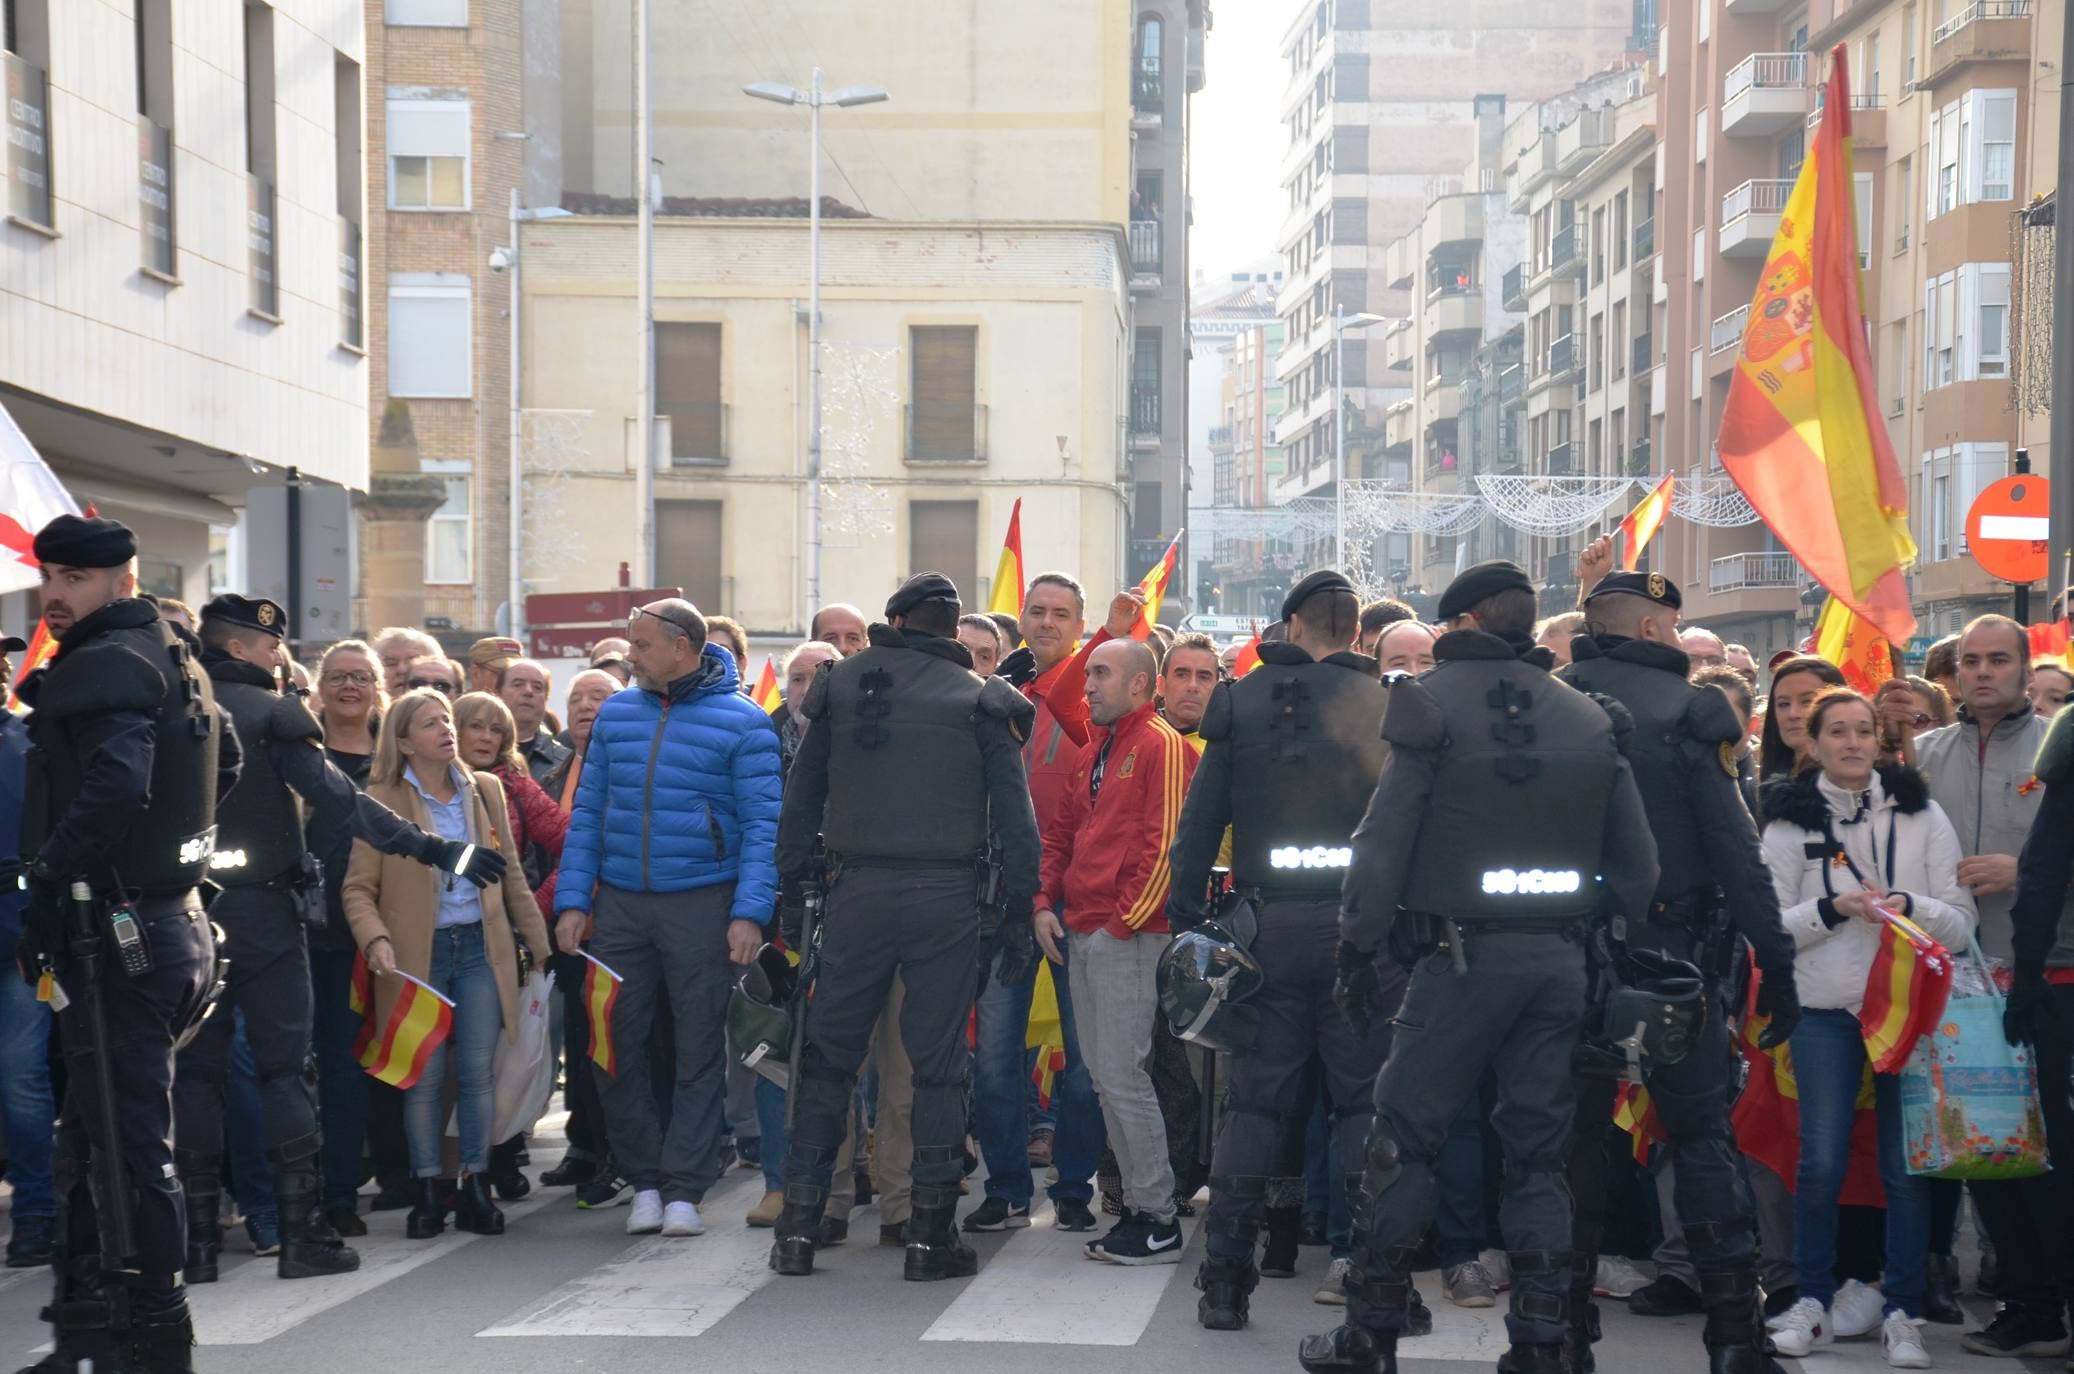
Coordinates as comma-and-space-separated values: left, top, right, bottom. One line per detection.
811, 634, 990, 861
208, 658, 312, 886
25, 601, 219, 893
1400, 639, 1623, 921
1215, 645, 1388, 895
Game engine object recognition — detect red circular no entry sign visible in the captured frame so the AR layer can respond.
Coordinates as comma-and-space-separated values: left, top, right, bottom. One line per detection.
1967, 475, 2051, 584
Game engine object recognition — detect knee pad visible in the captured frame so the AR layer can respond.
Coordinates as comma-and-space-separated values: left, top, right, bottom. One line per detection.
1332, 1109, 1374, 1165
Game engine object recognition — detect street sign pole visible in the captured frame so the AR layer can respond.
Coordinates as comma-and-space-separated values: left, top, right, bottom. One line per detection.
2015, 449, 2032, 626
1966, 468, 2052, 625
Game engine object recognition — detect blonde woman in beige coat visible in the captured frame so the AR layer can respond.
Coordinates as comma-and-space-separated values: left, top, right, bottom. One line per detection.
343, 690, 550, 1240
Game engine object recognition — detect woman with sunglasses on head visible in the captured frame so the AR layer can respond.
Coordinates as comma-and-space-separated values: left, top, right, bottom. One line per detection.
1757, 656, 1850, 785
343, 690, 552, 1241
1760, 687, 1975, 1368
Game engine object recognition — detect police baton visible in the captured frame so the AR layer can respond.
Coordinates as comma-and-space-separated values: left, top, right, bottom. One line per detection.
69, 881, 138, 1289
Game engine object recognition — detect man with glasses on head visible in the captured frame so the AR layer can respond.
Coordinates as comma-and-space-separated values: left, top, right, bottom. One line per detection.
552, 598, 782, 1242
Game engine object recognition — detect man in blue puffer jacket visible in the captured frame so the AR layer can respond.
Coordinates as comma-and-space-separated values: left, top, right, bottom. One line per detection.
553, 598, 783, 1239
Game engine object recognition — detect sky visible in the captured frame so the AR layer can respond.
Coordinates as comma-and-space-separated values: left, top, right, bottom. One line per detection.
1188, 1, 1291, 283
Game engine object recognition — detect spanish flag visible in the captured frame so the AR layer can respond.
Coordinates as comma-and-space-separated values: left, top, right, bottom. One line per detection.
582, 952, 624, 1076
2030, 618, 2074, 671
1027, 961, 1067, 1108
1131, 530, 1182, 641
7, 618, 56, 710
1814, 595, 1897, 695
987, 498, 1025, 617
349, 952, 374, 1060
1734, 966, 1886, 1205
1717, 44, 1916, 649
1860, 908, 1953, 1074
1612, 1082, 1665, 1165
1232, 625, 1264, 677
1619, 473, 1676, 571
750, 655, 782, 714
358, 971, 455, 1090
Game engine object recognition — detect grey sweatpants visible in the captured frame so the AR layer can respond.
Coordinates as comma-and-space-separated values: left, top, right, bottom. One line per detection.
1068, 928, 1175, 1223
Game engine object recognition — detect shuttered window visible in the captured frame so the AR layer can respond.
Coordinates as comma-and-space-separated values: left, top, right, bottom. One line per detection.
908, 326, 980, 461
656, 322, 724, 463
656, 500, 723, 612
908, 501, 978, 601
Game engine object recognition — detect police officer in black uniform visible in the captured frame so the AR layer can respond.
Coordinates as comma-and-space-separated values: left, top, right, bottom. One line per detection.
1165, 569, 1395, 1333
1301, 560, 1659, 1374
16, 515, 239, 1374
769, 572, 1040, 1282
1558, 571, 1799, 1374
177, 594, 507, 1285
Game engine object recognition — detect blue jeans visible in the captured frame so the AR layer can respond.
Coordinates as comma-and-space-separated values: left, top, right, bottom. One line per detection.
0, 972, 54, 1218
309, 948, 372, 1209
1790, 1008, 1928, 1317
974, 947, 1103, 1205
405, 923, 502, 1176
226, 1012, 276, 1224
755, 1075, 787, 1192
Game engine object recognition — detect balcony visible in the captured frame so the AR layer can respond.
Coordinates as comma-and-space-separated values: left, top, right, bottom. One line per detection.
1809, 94, 1886, 149
1627, 436, 1652, 476
1631, 333, 1654, 374
1133, 67, 1163, 121
1499, 364, 1525, 405
1546, 440, 1574, 475
1925, 1, 2033, 85
904, 402, 988, 464
1501, 263, 1527, 310
1426, 286, 1482, 338
1725, 0, 1795, 12
1424, 387, 1461, 428
1385, 400, 1418, 451
1554, 108, 1614, 173
1427, 195, 1485, 249
1129, 384, 1162, 441
662, 401, 730, 467
1383, 318, 1415, 371
1129, 220, 1163, 285
1711, 304, 1750, 354
1549, 224, 1580, 276
1508, 137, 1559, 209
1547, 333, 1577, 380
1722, 52, 1809, 137
1424, 443, 1461, 479
1386, 236, 1416, 290
1719, 178, 1792, 258
1632, 216, 1654, 264
1709, 551, 1801, 593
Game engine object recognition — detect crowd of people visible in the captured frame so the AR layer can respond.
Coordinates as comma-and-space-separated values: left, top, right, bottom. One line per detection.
6, 509, 2074, 1374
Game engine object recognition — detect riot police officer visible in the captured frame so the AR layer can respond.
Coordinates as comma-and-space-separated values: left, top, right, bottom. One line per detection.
178, 594, 507, 1285
1302, 560, 1659, 1374
1165, 569, 1395, 1333
16, 515, 239, 1374
1557, 571, 1799, 1374
769, 572, 1040, 1281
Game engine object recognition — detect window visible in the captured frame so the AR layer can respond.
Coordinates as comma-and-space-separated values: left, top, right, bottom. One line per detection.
424, 461, 471, 583
1931, 101, 1958, 216
1864, 30, 1882, 101
909, 325, 981, 461
655, 322, 724, 463
388, 273, 471, 397
1974, 89, 2016, 201
1698, 0, 1710, 42
244, 2, 278, 315
1591, 207, 1606, 284
1977, 268, 2010, 378
1929, 461, 1952, 562
136, 0, 175, 277
1955, 444, 2004, 554
1778, 128, 1805, 179
335, 54, 362, 348
1692, 226, 1705, 282
656, 500, 722, 612
1894, 156, 1912, 250
1613, 191, 1628, 270
1923, 264, 2012, 387
1695, 107, 1708, 158
386, 0, 468, 23
1854, 173, 1874, 268
1904, 3, 1918, 86
909, 501, 979, 603
387, 95, 469, 210
1924, 272, 1956, 388
1612, 301, 1628, 379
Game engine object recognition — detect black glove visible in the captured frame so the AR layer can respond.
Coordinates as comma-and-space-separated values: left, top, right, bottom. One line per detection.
1333, 939, 1386, 1038
994, 914, 1038, 989
997, 646, 1038, 689
420, 836, 508, 889
1754, 968, 1802, 1051
2005, 971, 2059, 1049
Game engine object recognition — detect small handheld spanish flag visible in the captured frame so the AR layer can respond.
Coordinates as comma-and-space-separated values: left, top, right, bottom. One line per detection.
1619, 472, 1675, 571
751, 655, 782, 714
1859, 907, 1953, 1074
1613, 1082, 1666, 1165
582, 952, 624, 1076
358, 970, 455, 1090
349, 951, 375, 1061
1231, 623, 1263, 678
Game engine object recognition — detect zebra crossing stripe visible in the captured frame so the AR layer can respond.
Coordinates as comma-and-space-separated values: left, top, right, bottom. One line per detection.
920, 1204, 1199, 1345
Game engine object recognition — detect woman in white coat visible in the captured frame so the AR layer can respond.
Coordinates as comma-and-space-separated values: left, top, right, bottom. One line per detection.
1759, 687, 1975, 1370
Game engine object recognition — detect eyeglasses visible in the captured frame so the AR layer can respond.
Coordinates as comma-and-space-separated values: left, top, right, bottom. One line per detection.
321, 670, 376, 688
629, 604, 700, 641
407, 678, 457, 695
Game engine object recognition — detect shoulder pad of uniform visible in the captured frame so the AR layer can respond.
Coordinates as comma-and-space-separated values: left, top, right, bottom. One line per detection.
1586, 691, 1637, 752
1379, 677, 1445, 749
37, 641, 164, 718
270, 690, 324, 743
1199, 680, 1235, 742
2037, 705, 2074, 786
799, 658, 835, 721
1681, 682, 1742, 746
977, 674, 1036, 741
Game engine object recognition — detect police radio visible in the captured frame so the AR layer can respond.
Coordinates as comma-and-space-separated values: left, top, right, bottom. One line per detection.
73, 881, 154, 980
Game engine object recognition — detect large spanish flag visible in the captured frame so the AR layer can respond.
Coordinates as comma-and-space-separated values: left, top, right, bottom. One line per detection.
1734, 966, 1886, 1205
1860, 908, 1953, 1073
987, 498, 1025, 617
582, 952, 624, 1076
1620, 473, 1676, 571
750, 655, 782, 714
1131, 530, 1182, 640
1814, 595, 1898, 694
1717, 45, 1915, 648
358, 971, 455, 1090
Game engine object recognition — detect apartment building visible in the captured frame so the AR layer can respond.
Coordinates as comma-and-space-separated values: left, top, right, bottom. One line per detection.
1652, 0, 2057, 657
1270, 0, 1637, 524
1194, 273, 1285, 616
1, 0, 367, 617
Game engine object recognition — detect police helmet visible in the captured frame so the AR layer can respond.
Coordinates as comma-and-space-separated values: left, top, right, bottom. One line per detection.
1158, 921, 1265, 1055
728, 944, 799, 1088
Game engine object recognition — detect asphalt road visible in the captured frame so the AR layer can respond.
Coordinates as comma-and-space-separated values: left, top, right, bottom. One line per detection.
0, 1114, 2045, 1373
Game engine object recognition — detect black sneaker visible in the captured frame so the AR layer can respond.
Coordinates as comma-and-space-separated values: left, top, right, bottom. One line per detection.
1095, 1213, 1182, 1266
539, 1156, 597, 1188
1053, 1198, 1098, 1232
1961, 1306, 2071, 1358
1626, 1274, 1703, 1317
1086, 1211, 1143, 1261
962, 1197, 1032, 1232
575, 1164, 630, 1209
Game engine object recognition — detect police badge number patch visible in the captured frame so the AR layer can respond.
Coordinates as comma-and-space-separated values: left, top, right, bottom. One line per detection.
1718, 742, 1738, 778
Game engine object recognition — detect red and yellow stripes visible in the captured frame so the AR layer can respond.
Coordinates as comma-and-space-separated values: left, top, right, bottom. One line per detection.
1860, 909, 1953, 1073
1120, 718, 1188, 931
583, 952, 624, 1076
358, 972, 455, 1090
1619, 473, 1675, 571
1613, 1082, 1665, 1164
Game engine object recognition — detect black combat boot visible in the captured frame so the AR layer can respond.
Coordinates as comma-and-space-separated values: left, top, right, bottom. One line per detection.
1923, 1253, 1964, 1325
123, 1283, 197, 1374
1299, 1323, 1396, 1374
404, 1178, 446, 1240
1262, 1204, 1303, 1278
1565, 1253, 1599, 1373
1700, 1271, 1789, 1374
175, 1150, 221, 1284
453, 1172, 506, 1236
23, 1254, 125, 1374
903, 1166, 979, 1282
1196, 1254, 1258, 1330
276, 1160, 362, 1278
1497, 1344, 1567, 1373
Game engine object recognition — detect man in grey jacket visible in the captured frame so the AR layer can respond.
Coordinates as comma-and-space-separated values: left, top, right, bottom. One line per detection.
1902, 614, 2064, 1356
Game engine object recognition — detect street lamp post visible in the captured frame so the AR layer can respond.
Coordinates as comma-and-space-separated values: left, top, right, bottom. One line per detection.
744, 70, 889, 631
1331, 306, 1392, 570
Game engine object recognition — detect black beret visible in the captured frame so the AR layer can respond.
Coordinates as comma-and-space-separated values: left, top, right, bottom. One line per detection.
1280, 569, 1355, 622
1582, 569, 1683, 611
1437, 559, 1536, 621
201, 593, 287, 638
33, 515, 136, 570
885, 571, 961, 620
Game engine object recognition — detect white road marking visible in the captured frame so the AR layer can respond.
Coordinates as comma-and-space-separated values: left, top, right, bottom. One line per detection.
921, 1203, 1198, 1346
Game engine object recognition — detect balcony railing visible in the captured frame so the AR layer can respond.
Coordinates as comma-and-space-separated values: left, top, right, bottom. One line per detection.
1934, 0, 2030, 44
1711, 304, 1750, 353
1808, 92, 1884, 128
1724, 51, 1808, 104
1208, 424, 1233, 448
1129, 385, 1162, 436
1129, 220, 1162, 275
1709, 550, 1800, 593
1427, 268, 1476, 298
1550, 224, 1578, 273
1499, 364, 1524, 403
1632, 216, 1654, 262
1547, 333, 1576, 378
1627, 436, 1651, 476
1134, 66, 1164, 114
662, 401, 729, 466
1632, 333, 1654, 374
1501, 263, 1526, 308
1546, 440, 1574, 475
904, 402, 989, 463
1721, 178, 1794, 224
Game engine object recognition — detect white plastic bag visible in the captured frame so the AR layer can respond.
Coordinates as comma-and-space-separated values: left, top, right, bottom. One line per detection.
450, 969, 555, 1142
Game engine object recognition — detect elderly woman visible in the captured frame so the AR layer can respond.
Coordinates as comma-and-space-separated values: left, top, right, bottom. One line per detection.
343, 690, 549, 1240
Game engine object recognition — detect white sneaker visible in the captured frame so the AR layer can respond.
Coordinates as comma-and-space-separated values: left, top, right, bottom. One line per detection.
1478, 1248, 1512, 1291
626, 1189, 664, 1235
1594, 1254, 1655, 1299
1882, 1311, 1932, 1369
1313, 1256, 1351, 1306
1833, 1278, 1887, 1338
1770, 1297, 1834, 1357
660, 1200, 703, 1237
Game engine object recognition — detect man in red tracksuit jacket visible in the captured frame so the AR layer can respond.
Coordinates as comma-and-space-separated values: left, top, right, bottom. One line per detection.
1033, 637, 1199, 1265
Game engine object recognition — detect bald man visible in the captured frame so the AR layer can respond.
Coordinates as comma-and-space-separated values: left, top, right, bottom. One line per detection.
1374, 620, 1438, 677
1678, 626, 1727, 675
810, 604, 868, 658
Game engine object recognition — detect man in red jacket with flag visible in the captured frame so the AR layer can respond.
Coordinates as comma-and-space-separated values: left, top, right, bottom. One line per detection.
1032, 638, 1198, 1264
